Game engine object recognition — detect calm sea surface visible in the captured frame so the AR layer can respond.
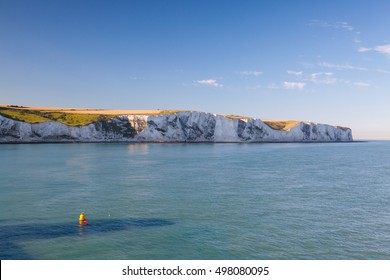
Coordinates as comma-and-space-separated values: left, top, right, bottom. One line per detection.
1, 141, 390, 259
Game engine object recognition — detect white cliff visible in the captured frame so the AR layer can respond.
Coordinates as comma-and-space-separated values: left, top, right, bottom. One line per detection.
0, 111, 353, 143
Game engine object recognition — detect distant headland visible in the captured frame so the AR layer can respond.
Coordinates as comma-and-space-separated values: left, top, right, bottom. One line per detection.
0, 104, 352, 143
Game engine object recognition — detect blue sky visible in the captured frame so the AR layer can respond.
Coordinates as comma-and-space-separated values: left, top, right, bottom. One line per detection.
1, 0, 390, 139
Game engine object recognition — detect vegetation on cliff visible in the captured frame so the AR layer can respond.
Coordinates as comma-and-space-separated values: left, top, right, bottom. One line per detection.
262, 120, 301, 131
0, 106, 114, 126
0, 104, 300, 131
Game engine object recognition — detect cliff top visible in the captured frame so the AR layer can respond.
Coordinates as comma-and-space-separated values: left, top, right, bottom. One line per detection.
0, 105, 190, 126
0, 104, 302, 130
0, 104, 184, 115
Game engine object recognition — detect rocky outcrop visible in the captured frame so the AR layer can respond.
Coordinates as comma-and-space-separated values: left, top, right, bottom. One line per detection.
0, 111, 353, 143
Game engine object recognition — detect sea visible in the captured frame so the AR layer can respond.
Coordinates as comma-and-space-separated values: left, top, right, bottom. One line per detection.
1, 141, 390, 260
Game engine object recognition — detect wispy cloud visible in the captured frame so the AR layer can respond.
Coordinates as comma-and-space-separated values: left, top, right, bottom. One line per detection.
308, 20, 354, 31
358, 47, 372, 53
283, 82, 306, 90
375, 68, 390, 74
195, 79, 223, 88
319, 61, 390, 75
359, 44, 390, 56
308, 20, 332, 28
353, 82, 370, 87
267, 82, 305, 90
287, 70, 303, 76
129, 76, 145, 80
239, 71, 263, 76
309, 72, 337, 84
375, 44, 390, 54
311, 72, 333, 77
267, 83, 280, 90
337, 22, 354, 31
319, 62, 367, 71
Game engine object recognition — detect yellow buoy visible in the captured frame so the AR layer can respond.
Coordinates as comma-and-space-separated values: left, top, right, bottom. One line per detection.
79, 212, 85, 225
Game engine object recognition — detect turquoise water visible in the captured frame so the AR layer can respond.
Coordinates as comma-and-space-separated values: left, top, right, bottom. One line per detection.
1, 142, 390, 259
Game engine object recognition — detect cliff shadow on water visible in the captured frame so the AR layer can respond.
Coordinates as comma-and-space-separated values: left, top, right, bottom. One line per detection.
0, 218, 175, 259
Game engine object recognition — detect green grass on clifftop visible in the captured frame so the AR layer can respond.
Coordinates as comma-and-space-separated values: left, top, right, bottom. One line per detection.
262, 120, 301, 131
0, 105, 305, 131
157, 110, 190, 115
0, 107, 115, 126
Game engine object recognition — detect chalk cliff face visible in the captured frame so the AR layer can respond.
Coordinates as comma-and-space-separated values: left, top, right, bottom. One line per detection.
0, 111, 353, 143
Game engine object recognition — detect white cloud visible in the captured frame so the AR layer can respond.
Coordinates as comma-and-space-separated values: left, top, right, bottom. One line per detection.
308, 20, 354, 31
319, 62, 367, 71
287, 70, 303, 76
311, 72, 333, 77
374, 44, 390, 55
358, 47, 372, 52
129, 76, 145, 80
239, 71, 263, 76
267, 83, 280, 89
353, 82, 370, 87
375, 69, 390, 74
337, 22, 354, 31
283, 82, 305, 90
308, 19, 330, 28
195, 79, 223, 88
358, 44, 390, 56
246, 84, 263, 90
310, 72, 337, 84
286, 70, 339, 86
321, 62, 390, 75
